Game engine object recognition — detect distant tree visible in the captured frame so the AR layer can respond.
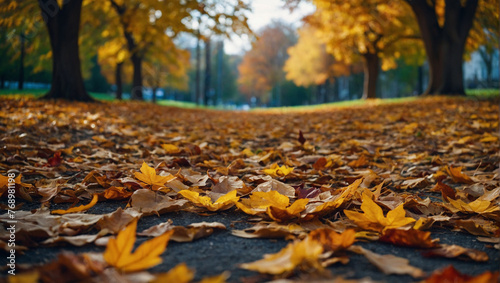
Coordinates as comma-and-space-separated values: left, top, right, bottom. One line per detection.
284, 24, 351, 103
402, 0, 499, 94
238, 21, 297, 105
308, 0, 422, 99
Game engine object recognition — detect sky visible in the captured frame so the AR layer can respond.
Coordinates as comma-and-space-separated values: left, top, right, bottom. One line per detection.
224, 0, 315, 54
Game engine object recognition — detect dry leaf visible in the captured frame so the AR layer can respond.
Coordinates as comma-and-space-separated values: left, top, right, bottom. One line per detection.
51, 194, 98, 215
445, 166, 475, 184
179, 189, 239, 211
103, 219, 173, 272
379, 229, 438, 248
130, 189, 188, 215
151, 263, 194, 283
134, 162, 175, 190
424, 265, 499, 283
309, 228, 356, 252
349, 245, 425, 278
423, 244, 489, 262
263, 163, 294, 177
240, 237, 323, 275
232, 222, 306, 239
344, 192, 415, 231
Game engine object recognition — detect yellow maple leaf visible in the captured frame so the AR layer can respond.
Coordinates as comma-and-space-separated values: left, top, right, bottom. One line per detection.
51, 194, 98, 215
309, 228, 356, 252
235, 191, 308, 221
445, 198, 499, 214
161, 144, 181, 154
307, 178, 361, 217
235, 191, 291, 215
179, 190, 239, 211
263, 163, 294, 177
344, 193, 415, 232
267, 199, 309, 222
104, 219, 173, 272
240, 237, 323, 275
445, 166, 474, 184
151, 263, 194, 283
134, 162, 175, 190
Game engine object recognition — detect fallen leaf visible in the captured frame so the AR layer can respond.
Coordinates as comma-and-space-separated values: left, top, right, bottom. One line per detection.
379, 229, 438, 248
263, 163, 294, 177
424, 265, 499, 283
309, 228, 356, 252
179, 189, 239, 211
240, 237, 324, 275
445, 166, 475, 184
199, 271, 230, 283
445, 198, 499, 214
130, 189, 187, 215
151, 263, 194, 283
51, 194, 98, 215
134, 162, 175, 190
161, 144, 181, 154
349, 245, 425, 278
232, 222, 306, 239
253, 179, 296, 197
103, 219, 173, 272
344, 192, 415, 231
422, 244, 489, 262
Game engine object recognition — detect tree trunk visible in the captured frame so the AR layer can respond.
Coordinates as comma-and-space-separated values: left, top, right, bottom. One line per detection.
38, 0, 92, 101
204, 38, 211, 106
406, 0, 478, 95
0, 75, 5, 89
478, 47, 493, 88
195, 29, 201, 105
130, 53, 143, 100
18, 33, 25, 90
152, 87, 157, 103
416, 65, 424, 94
362, 52, 379, 99
115, 62, 123, 100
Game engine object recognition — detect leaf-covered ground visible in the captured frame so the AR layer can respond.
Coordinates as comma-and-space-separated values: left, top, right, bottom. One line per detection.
0, 96, 499, 282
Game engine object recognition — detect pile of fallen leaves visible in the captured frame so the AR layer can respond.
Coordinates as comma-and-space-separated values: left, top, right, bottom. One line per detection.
0, 96, 499, 282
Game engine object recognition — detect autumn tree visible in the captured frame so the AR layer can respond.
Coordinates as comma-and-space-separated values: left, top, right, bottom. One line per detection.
0, 1, 91, 100
238, 21, 297, 105
307, 0, 422, 99
107, 0, 251, 101
402, 0, 488, 95
284, 24, 351, 102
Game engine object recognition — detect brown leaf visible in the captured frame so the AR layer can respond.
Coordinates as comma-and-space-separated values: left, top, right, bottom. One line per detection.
379, 229, 439, 248
130, 189, 187, 215
424, 265, 499, 283
423, 244, 489, 262
349, 245, 425, 278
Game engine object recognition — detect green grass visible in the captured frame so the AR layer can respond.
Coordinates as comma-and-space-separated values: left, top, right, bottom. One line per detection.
465, 88, 500, 98
157, 100, 201, 109
254, 96, 420, 113
0, 89, 116, 101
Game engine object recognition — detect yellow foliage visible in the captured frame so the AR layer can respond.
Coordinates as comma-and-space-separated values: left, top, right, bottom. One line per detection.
104, 220, 173, 272
240, 237, 324, 275
344, 193, 415, 231
179, 190, 239, 211
134, 162, 175, 190
51, 194, 98, 215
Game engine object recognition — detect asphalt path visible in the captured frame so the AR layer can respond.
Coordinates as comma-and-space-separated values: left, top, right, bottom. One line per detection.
4, 200, 499, 282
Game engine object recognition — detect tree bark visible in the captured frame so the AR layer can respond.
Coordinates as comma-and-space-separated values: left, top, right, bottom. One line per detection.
0, 75, 5, 89
204, 38, 211, 106
18, 32, 25, 90
152, 87, 157, 103
38, 0, 93, 101
130, 53, 143, 100
406, 0, 478, 95
362, 52, 379, 99
195, 28, 201, 105
115, 62, 123, 100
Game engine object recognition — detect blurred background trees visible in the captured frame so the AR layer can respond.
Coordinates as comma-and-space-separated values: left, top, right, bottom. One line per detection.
0, 0, 497, 105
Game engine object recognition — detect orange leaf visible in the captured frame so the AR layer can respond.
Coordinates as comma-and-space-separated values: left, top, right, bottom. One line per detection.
445, 166, 474, 184
103, 219, 173, 272
309, 228, 356, 252
379, 229, 438, 248
424, 265, 499, 283
51, 194, 98, 215
134, 162, 175, 190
